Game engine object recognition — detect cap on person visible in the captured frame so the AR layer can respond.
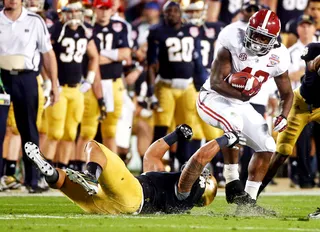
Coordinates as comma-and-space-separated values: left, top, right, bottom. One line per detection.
144, 2, 160, 11
93, 0, 112, 9
297, 14, 315, 25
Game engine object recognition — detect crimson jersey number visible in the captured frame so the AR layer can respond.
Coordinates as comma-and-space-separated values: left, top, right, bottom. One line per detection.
242, 67, 269, 83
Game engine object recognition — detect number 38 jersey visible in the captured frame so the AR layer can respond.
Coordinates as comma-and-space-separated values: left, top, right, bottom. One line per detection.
93, 19, 129, 80
203, 25, 290, 103
50, 22, 92, 85
147, 23, 202, 80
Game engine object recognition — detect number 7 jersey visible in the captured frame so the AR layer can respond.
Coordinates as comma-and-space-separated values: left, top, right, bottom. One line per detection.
50, 22, 93, 85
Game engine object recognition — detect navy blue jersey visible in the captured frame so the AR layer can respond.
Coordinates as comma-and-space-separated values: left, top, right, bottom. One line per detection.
94, 19, 129, 79
199, 22, 224, 71
218, 0, 242, 25
50, 22, 92, 85
147, 23, 203, 80
300, 43, 320, 107
136, 172, 205, 214
277, 0, 308, 31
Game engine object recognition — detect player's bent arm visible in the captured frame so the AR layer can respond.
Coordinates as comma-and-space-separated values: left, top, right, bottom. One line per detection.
100, 48, 131, 62
143, 139, 169, 172
206, 0, 221, 22
274, 71, 294, 118
92, 68, 103, 100
86, 40, 100, 78
210, 47, 247, 100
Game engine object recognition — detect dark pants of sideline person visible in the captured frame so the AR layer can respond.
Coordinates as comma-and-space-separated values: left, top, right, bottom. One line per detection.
1, 70, 40, 188
240, 103, 266, 185
0, 105, 9, 177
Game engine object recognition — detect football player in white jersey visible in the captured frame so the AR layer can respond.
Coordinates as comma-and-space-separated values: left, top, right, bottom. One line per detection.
197, 9, 293, 212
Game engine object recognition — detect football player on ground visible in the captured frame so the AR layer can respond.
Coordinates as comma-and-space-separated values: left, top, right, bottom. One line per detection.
24, 124, 245, 214
258, 42, 320, 202
76, 0, 130, 156
197, 9, 293, 213
42, 0, 99, 169
146, 1, 207, 165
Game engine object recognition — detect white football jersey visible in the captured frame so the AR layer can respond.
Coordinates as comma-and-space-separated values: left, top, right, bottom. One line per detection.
203, 24, 290, 103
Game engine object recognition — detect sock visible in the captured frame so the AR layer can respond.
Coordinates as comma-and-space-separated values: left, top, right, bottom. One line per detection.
245, 180, 262, 200
2, 158, 7, 176
163, 131, 179, 146
223, 164, 239, 184
57, 163, 67, 170
175, 183, 190, 200
6, 160, 16, 176
189, 139, 201, 155
216, 135, 228, 148
75, 161, 85, 172
68, 161, 76, 170
45, 169, 59, 183
86, 162, 102, 179
140, 156, 144, 174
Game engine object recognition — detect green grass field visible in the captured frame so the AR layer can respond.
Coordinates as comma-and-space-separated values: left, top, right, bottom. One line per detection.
0, 195, 320, 232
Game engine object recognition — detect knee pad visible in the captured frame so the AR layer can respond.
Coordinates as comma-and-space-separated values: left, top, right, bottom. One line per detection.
265, 136, 276, 152
276, 143, 293, 156
80, 125, 98, 140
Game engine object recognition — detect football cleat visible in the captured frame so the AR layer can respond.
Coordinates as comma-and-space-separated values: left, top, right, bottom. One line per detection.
0, 175, 22, 190
66, 169, 99, 196
308, 208, 320, 219
24, 142, 54, 176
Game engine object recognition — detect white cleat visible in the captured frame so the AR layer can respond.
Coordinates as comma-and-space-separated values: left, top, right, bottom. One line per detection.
308, 208, 320, 219
66, 168, 98, 196
24, 142, 54, 176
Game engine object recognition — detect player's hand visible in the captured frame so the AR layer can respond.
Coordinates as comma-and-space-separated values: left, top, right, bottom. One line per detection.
50, 85, 59, 106
97, 98, 107, 122
273, 114, 287, 132
176, 124, 193, 140
241, 77, 262, 100
147, 95, 162, 111
224, 131, 246, 148
42, 79, 52, 109
80, 81, 92, 93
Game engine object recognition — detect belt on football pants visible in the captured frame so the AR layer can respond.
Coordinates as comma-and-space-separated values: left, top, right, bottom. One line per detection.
62, 83, 79, 88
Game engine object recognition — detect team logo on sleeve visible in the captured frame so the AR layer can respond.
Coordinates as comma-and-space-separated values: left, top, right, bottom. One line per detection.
267, 54, 280, 67
205, 28, 215, 39
85, 28, 93, 39
238, 53, 247, 61
189, 26, 199, 37
112, 22, 123, 32
302, 47, 308, 56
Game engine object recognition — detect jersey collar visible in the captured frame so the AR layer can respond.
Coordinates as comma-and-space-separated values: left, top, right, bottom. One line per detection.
0, 7, 28, 23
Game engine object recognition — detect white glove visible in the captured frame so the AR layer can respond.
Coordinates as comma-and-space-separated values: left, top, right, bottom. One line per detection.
80, 81, 92, 93
43, 79, 52, 109
224, 131, 246, 148
273, 115, 287, 132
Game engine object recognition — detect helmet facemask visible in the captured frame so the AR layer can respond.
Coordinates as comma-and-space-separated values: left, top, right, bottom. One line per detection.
181, 0, 207, 26
61, 1, 84, 26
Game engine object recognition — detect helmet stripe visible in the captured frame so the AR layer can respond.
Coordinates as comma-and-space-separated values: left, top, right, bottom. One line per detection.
261, 10, 272, 29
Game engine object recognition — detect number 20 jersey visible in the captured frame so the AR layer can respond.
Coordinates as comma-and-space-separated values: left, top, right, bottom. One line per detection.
203, 24, 290, 104
50, 22, 92, 85
147, 23, 202, 80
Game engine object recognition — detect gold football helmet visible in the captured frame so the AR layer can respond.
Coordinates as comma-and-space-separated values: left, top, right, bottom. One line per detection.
196, 168, 218, 207
180, 0, 207, 26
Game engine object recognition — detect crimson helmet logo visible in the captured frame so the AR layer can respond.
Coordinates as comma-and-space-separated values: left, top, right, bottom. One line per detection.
249, 9, 281, 36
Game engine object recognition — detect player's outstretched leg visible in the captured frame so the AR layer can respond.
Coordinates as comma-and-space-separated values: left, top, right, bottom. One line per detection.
308, 208, 320, 219
24, 142, 59, 184
66, 169, 98, 196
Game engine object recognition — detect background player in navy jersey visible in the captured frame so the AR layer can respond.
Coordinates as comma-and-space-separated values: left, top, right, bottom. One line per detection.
76, 0, 131, 157
146, 1, 207, 166
258, 42, 320, 197
42, 0, 99, 170
24, 123, 247, 214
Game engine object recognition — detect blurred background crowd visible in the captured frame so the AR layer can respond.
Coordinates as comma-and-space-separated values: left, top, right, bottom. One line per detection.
0, 0, 319, 193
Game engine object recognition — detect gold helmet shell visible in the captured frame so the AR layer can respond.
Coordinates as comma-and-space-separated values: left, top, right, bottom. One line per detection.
195, 169, 218, 207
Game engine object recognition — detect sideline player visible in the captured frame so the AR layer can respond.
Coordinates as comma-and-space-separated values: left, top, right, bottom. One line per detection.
197, 9, 293, 206
258, 42, 320, 196
24, 124, 246, 214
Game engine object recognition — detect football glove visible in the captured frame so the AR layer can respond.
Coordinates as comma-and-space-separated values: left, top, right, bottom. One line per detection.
176, 124, 193, 140
79, 81, 92, 93
42, 79, 52, 109
224, 131, 246, 148
273, 114, 287, 132
241, 77, 262, 99
97, 98, 107, 122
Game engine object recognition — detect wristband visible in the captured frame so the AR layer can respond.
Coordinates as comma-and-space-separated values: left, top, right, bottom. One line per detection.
86, 70, 96, 84
97, 97, 105, 107
100, 49, 119, 61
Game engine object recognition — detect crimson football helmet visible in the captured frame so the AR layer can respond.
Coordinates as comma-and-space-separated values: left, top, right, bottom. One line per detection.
244, 9, 280, 56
